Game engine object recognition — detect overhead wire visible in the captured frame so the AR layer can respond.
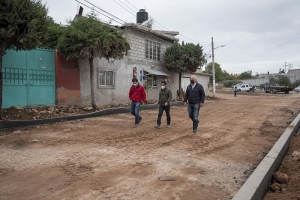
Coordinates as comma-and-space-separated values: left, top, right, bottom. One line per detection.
75, 0, 125, 25
82, 0, 126, 24
117, 0, 137, 14
119, 0, 211, 45
79, 0, 173, 50
125, 0, 139, 10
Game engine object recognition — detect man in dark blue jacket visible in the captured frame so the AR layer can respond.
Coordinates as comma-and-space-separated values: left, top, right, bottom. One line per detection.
183, 75, 205, 133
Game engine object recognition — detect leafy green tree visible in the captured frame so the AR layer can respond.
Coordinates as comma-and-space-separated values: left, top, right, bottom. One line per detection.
41, 20, 65, 49
164, 42, 205, 97
0, 0, 49, 119
57, 15, 130, 109
223, 80, 242, 87
205, 62, 224, 82
293, 79, 300, 88
269, 76, 278, 85
278, 75, 291, 86
238, 72, 253, 80
143, 77, 153, 98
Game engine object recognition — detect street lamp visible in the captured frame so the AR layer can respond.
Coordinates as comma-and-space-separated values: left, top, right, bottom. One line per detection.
212, 37, 226, 98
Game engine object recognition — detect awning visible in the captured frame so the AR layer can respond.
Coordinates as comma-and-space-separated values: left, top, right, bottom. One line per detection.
143, 69, 171, 76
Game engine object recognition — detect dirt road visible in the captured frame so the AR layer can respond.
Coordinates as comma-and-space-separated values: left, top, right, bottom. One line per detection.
1, 93, 299, 200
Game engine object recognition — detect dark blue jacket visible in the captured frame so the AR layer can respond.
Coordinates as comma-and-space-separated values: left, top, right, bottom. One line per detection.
184, 82, 205, 104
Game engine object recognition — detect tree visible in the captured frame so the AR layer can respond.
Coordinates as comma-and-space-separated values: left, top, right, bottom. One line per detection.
0, 0, 49, 119
143, 77, 153, 98
269, 76, 278, 85
57, 15, 130, 109
293, 79, 300, 88
41, 20, 65, 49
205, 62, 227, 82
278, 75, 291, 86
164, 42, 205, 98
238, 72, 253, 80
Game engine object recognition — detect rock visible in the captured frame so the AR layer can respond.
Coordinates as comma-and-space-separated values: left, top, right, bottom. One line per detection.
84, 107, 93, 111
47, 111, 53, 114
47, 107, 55, 112
12, 106, 23, 110
13, 130, 22, 134
33, 117, 37, 120
292, 151, 300, 161
32, 139, 39, 142
273, 171, 288, 184
270, 182, 282, 192
32, 109, 38, 113
292, 151, 300, 157
40, 111, 47, 114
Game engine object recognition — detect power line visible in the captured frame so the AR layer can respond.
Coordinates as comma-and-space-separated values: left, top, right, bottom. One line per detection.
113, 0, 136, 16
119, 0, 210, 45
75, 0, 125, 25
117, 0, 137, 14
125, 0, 139, 10
82, 0, 126, 24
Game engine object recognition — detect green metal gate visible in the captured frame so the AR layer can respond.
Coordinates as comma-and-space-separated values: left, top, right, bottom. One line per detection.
2, 49, 55, 108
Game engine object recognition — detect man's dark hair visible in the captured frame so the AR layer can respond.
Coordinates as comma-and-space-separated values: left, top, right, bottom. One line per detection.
132, 78, 138, 82
161, 80, 167, 85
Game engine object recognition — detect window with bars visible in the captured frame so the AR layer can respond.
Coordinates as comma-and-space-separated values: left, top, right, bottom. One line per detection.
145, 40, 161, 61
98, 69, 115, 87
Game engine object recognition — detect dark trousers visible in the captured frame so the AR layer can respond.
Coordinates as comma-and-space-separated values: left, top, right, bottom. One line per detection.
234, 91, 237, 97
157, 105, 171, 126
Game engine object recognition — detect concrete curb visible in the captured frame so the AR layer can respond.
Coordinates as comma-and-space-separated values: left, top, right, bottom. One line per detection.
0, 101, 183, 129
232, 112, 300, 200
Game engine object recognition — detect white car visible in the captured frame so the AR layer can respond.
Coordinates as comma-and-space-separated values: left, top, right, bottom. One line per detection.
295, 85, 300, 93
237, 84, 253, 92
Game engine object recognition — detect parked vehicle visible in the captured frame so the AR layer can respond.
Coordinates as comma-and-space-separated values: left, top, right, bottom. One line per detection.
295, 85, 300, 93
236, 84, 255, 92
265, 85, 293, 94
232, 83, 243, 89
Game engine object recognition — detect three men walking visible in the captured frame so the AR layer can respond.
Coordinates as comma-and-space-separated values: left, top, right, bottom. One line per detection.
129, 75, 205, 133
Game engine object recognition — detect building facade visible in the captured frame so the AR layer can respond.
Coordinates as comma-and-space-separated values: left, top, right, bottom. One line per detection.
78, 23, 180, 107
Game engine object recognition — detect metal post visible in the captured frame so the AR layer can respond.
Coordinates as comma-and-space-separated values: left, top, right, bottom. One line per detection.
212, 37, 215, 98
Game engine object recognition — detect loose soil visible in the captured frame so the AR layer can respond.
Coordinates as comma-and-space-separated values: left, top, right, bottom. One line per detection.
264, 131, 300, 199
0, 93, 300, 199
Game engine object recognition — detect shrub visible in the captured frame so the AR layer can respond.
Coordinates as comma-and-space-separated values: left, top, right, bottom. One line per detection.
223, 80, 242, 88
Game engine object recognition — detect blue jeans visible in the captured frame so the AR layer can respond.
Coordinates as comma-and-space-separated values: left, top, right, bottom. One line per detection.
188, 103, 200, 130
130, 102, 141, 124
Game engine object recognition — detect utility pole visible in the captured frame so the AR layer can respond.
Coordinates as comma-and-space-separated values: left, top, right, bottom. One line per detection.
212, 37, 215, 98
283, 62, 288, 74
288, 63, 293, 71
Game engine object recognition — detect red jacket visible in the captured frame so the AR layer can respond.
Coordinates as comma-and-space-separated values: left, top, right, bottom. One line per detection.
129, 84, 146, 102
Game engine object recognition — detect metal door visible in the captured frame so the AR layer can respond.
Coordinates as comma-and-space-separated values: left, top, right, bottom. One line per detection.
2, 49, 55, 108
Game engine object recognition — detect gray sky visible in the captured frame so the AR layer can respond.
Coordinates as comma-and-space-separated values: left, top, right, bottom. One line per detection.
43, 0, 300, 75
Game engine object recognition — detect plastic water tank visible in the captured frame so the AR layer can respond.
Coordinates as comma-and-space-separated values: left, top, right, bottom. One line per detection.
136, 9, 148, 24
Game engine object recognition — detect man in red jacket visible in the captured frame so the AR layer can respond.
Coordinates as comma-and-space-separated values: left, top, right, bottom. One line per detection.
129, 78, 146, 127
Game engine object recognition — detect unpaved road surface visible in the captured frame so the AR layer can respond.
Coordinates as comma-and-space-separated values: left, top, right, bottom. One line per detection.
1, 93, 300, 200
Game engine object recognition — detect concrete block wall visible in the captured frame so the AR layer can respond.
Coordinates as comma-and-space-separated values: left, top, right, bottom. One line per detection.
124, 28, 172, 63
78, 28, 178, 107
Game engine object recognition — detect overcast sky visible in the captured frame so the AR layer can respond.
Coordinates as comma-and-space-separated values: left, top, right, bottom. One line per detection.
43, 0, 300, 74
